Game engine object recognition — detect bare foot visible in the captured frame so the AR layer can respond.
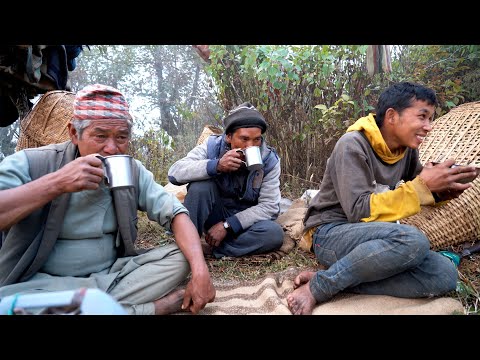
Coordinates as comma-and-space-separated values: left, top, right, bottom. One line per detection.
293, 271, 316, 289
287, 281, 317, 315
153, 288, 186, 315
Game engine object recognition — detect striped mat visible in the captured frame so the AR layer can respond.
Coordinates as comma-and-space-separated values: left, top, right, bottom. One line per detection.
197, 268, 464, 315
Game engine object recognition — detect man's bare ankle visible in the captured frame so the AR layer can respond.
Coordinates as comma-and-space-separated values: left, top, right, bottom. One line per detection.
154, 288, 185, 315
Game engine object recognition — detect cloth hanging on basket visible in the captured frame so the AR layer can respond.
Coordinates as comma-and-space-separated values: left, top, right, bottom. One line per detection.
0, 45, 88, 127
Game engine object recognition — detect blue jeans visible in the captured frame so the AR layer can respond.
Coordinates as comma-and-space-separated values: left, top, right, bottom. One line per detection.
309, 221, 458, 303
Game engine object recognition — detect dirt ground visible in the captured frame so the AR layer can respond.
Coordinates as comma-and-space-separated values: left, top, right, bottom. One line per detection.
454, 244, 480, 314
136, 213, 480, 314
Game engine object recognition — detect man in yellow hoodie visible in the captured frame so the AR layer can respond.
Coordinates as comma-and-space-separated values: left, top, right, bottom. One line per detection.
287, 81, 478, 315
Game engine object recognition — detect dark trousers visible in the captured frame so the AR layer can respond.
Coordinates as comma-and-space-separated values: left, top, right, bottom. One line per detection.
184, 180, 284, 258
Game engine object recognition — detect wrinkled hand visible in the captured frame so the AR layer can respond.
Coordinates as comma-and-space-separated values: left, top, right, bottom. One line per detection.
181, 270, 216, 314
216, 148, 244, 173
420, 159, 476, 194
57, 154, 104, 192
205, 222, 228, 248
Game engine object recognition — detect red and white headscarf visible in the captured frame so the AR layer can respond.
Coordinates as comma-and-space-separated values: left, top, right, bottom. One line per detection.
73, 84, 132, 122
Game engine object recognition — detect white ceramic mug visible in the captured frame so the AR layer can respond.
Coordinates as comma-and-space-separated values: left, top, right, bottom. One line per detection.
236, 146, 264, 171
96, 154, 134, 189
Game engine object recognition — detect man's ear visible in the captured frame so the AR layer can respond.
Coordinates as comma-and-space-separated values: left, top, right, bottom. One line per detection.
385, 108, 397, 124
225, 133, 232, 144
68, 123, 79, 144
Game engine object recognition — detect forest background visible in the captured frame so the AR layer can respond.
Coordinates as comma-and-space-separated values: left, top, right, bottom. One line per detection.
1, 45, 479, 198
1, 45, 480, 313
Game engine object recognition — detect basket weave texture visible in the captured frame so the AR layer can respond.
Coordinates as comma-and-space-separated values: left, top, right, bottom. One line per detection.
16, 90, 75, 151
196, 125, 223, 145
401, 101, 480, 250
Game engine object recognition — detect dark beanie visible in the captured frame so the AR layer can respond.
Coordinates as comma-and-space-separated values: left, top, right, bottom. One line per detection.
223, 102, 267, 134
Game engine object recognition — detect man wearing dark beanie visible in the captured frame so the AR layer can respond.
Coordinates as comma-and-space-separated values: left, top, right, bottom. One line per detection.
224, 102, 268, 134
0, 84, 215, 315
168, 102, 284, 258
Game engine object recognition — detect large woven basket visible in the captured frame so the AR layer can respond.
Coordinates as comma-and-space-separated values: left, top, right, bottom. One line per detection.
401, 101, 480, 250
16, 90, 75, 151
196, 124, 223, 145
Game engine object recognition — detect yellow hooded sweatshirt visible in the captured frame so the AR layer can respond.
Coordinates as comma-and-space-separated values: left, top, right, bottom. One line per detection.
300, 114, 435, 252
347, 114, 434, 222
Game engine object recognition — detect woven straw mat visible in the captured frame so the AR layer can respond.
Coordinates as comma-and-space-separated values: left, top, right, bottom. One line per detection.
16, 90, 75, 151
401, 101, 480, 250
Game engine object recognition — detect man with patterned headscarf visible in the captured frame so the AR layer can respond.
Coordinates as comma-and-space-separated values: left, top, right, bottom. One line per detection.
0, 84, 215, 315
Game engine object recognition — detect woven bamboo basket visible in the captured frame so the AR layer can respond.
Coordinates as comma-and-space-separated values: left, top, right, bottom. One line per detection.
401, 101, 480, 250
16, 90, 75, 151
196, 124, 223, 145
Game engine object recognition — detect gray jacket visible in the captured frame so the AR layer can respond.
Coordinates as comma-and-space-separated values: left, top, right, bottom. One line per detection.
304, 131, 421, 230
168, 134, 281, 233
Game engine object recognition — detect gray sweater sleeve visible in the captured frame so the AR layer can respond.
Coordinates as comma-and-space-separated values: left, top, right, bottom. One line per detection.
167, 141, 219, 185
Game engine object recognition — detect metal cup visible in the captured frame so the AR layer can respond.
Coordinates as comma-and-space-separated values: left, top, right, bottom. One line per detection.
236, 146, 264, 171
96, 154, 134, 189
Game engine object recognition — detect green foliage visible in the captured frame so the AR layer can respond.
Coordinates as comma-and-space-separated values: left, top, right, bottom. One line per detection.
70, 45, 223, 142
313, 94, 357, 145
128, 128, 174, 185
455, 279, 480, 315
206, 45, 381, 189
390, 45, 480, 117
461, 68, 480, 102
206, 45, 480, 196
69, 45, 137, 91
6, 45, 476, 200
